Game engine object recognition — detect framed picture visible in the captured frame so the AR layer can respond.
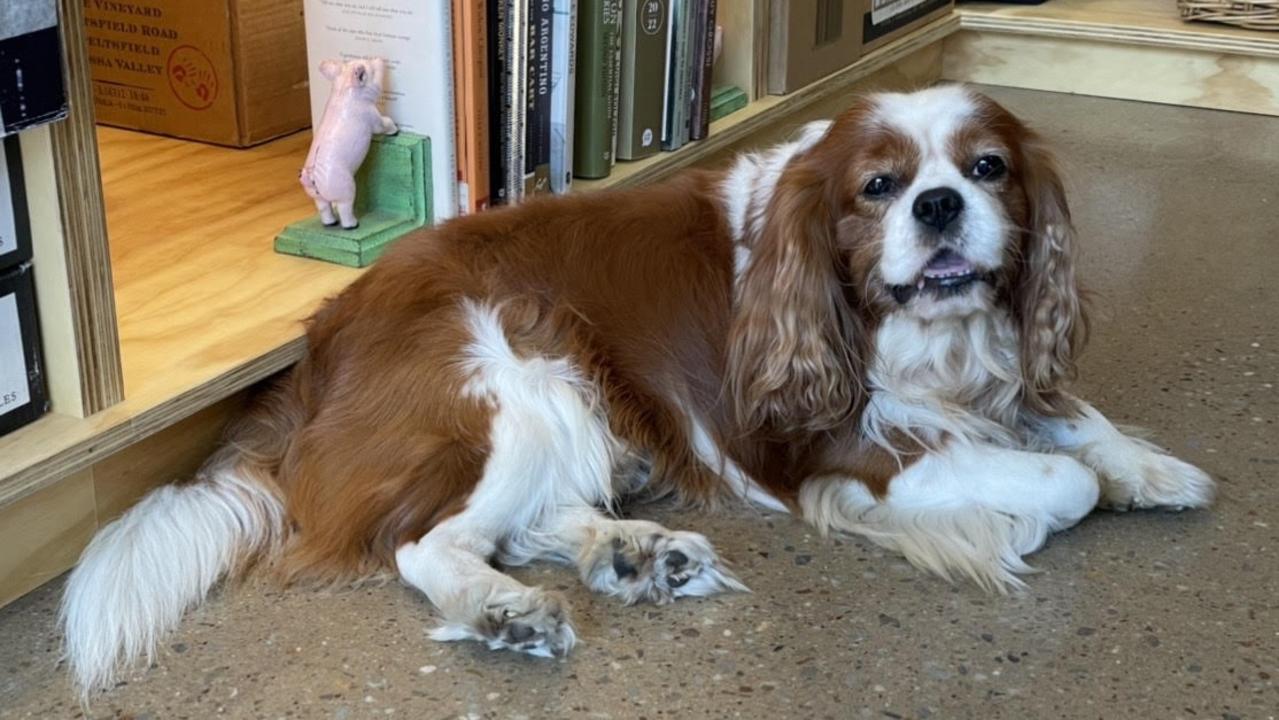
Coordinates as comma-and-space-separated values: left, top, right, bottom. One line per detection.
0, 260, 47, 435
0, 0, 67, 136
0, 134, 31, 270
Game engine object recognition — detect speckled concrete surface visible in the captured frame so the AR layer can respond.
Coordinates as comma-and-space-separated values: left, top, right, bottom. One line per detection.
2, 86, 1276, 720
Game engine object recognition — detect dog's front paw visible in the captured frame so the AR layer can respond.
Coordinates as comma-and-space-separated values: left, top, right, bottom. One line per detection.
430, 587, 576, 658
586, 529, 748, 605
1099, 446, 1215, 512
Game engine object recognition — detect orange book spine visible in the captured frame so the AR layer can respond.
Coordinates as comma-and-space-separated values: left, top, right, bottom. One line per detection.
452, 0, 491, 214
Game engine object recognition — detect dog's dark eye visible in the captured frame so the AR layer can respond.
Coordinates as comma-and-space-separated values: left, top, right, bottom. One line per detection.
863, 175, 896, 197
971, 155, 1005, 180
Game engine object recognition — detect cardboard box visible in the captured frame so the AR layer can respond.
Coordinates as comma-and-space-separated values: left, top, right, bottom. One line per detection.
0, 262, 48, 437
84, 0, 310, 147
767, 0, 952, 95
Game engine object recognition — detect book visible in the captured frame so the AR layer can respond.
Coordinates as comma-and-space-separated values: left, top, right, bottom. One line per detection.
660, 0, 689, 152
549, 0, 577, 194
487, 0, 511, 205
617, 0, 669, 161
571, 0, 623, 179
526, 0, 553, 196
665, 0, 702, 151
688, 0, 717, 141
506, 0, 529, 203
452, 0, 491, 214
303, 1, 457, 220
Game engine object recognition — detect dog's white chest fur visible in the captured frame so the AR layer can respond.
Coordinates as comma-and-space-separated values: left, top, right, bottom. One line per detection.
863, 312, 1026, 449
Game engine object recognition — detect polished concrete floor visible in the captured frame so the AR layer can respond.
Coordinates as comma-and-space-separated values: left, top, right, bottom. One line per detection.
2, 86, 1276, 719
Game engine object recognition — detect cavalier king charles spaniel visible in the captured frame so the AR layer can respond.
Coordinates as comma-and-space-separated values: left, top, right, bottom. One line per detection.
62, 85, 1214, 694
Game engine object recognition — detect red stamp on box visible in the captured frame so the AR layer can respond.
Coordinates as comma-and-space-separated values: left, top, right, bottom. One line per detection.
167, 45, 218, 111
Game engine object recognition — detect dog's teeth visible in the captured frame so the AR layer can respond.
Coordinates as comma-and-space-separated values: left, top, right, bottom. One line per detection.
917, 278, 926, 290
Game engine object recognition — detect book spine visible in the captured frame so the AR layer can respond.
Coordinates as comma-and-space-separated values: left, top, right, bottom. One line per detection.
605, 2, 622, 169
525, 0, 552, 196
550, 0, 576, 194
431, 5, 458, 220
507, 0, 528, 203
688, 0, 716, 141
451, 0, 468, 214
766, 0, 789, 96
616, 0, 668, 160
661, 0, 695, 151
678, 0, 698, 145
571, 0, 612, 179
659, 0, 676, 148
453, 0, 491, 214
487, 0, 510, 205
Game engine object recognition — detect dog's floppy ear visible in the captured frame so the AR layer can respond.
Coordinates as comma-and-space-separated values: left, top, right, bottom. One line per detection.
726, 157, 864, 436
1014, 136, 1088, 415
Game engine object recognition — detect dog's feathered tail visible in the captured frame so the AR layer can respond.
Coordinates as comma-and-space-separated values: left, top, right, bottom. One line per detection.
59, 376, 307, 697
59, 454, 285, 696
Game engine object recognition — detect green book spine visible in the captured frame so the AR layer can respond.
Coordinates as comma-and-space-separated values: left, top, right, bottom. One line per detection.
572, 0, 622, 178
617, 0, 668, 161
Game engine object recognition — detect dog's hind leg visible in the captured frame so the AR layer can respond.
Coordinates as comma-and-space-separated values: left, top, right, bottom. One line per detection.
394, 300, 617, 657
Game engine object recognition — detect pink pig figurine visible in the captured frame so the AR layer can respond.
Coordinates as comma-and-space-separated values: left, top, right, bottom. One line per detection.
300, 57, 398, 230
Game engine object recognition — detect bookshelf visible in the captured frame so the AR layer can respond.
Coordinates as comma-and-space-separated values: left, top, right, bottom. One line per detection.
7, 0, 1278, 607
0, 12, 956, 520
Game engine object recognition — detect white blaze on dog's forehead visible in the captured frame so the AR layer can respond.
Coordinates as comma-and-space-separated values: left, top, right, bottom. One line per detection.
870, 85, 979, 156
873, 86, 1007, 292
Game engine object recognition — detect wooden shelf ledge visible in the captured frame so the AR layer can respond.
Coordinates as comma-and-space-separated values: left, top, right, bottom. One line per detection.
958, 0, 1279, 58
0, 131, 361, 507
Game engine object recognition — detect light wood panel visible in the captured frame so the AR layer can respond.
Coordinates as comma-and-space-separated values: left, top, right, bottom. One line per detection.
949, 0, 1279, 117
93, 395, 241, 524
945, 29, 1279, 115
959, 0, 1279, 57
101, 130, 361, 402
0, 469, 95, 608
49, 0, 124, 414
21, 126, 89, 417
0, 394, 240, 610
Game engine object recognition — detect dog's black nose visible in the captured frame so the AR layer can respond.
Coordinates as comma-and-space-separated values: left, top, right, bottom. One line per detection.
912, 187, 964, 231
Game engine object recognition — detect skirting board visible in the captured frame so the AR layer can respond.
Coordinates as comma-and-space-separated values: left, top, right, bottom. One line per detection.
0, 393, 242, 610
943, 30, 1279, 117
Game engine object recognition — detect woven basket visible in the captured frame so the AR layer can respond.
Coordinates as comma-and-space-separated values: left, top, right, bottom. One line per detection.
1178, 0, 1279, 30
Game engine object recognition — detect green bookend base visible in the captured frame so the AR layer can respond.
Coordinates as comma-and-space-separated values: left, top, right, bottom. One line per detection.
275, 132, 432, 268
710, 85, 748, 123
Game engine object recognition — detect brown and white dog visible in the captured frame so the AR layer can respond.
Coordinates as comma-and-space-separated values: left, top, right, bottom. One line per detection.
62, 86, 1214, 694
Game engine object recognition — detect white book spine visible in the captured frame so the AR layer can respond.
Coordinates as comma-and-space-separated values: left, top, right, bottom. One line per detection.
507, 0, 528, 202
550, 0, 577, 194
